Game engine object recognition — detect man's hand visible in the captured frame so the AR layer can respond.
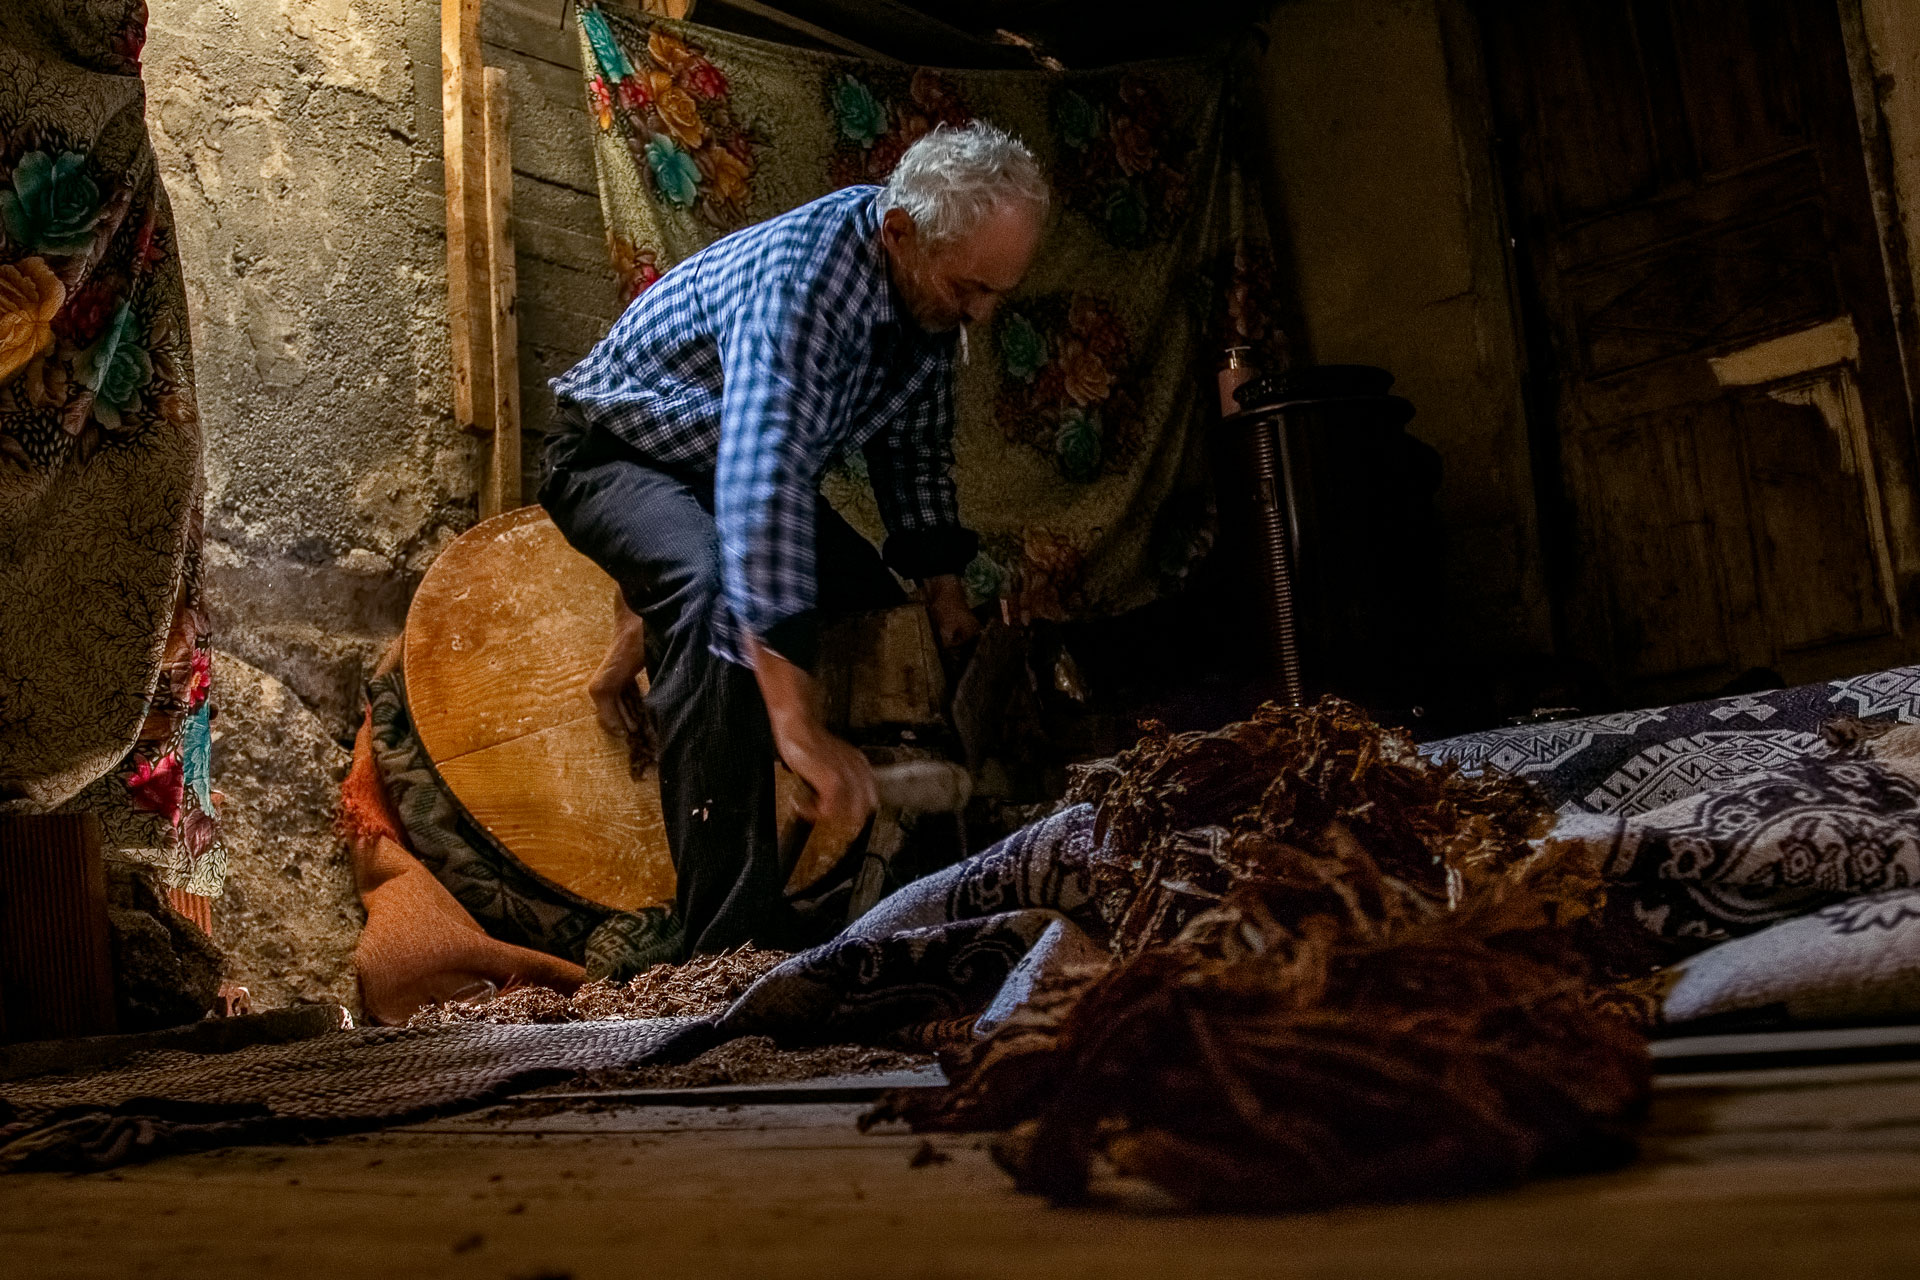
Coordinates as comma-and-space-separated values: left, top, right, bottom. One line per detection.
923, 573, 981, 650
746, 632, 877, 830
589, 588, 649, 736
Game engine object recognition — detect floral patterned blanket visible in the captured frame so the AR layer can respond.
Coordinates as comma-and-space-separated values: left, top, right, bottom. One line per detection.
571, 4, 1280, 620
0, 1, 220, 892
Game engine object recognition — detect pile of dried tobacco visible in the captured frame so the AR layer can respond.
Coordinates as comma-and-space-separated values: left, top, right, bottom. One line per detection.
873, 700, 1650, 1212
546, 1037, 929, 1093
407, 945, 789, 1028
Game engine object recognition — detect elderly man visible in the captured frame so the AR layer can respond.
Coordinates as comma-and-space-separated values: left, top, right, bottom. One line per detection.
540, 122, 1048, 958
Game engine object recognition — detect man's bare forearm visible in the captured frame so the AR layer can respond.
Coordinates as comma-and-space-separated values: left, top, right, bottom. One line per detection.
745, 630, 877, 827
745, 630, 820, 740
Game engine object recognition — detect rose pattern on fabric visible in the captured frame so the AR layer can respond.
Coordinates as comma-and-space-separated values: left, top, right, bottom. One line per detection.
994, 292, 1140, 484
645, 136, 701, 207
1, 150, 106, 256
826, 69, 972, 188
588, 76, 615, 131
2, 0, 223, 896
0, 256, 64, 384
999, 312, 1046, 383
51, 277, 115, 346
653, 79, 705, 150
980, 526, 1093, 622
126, 752, 184, 822
683, 58, 728, 102
78, 299, 151, 430
609, 232, 662, 301
1054, 408, 1103, 484
832, 76, 888, 147
962, 551, 1008, 608
580, 5, 760, 231
578, 7, 1277, 626
110, 2, 148, 73
1052, 75, 1191, 248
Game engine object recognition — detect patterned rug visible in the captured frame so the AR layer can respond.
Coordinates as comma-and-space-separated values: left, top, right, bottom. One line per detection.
1421, 666, 1920, 815
0, 1018, 691, 1172
648, 670, 1920, 1062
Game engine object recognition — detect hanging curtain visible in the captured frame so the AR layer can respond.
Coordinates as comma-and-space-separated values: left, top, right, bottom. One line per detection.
571, 3, 1285, 620
0, 0, 224, 896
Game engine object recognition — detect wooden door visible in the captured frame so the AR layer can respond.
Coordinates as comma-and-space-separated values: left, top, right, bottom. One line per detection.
1480, 0, 1920, 701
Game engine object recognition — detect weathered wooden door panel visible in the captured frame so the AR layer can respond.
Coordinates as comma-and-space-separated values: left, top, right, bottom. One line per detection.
1737, 384, 1891, 649
1481, 0, 1920, 696
1577, 413, 1739, 679
1570, 203, 1840, 379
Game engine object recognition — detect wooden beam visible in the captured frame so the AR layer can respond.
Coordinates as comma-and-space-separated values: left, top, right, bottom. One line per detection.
442, 0, 495, 443
481, 65, 521, 518
702, 0, 898, 61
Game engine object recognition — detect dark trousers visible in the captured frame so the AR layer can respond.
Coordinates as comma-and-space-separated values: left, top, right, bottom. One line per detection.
538, 427, 903, 955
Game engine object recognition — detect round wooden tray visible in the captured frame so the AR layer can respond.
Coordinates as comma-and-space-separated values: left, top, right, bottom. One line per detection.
402, 505, 674, 911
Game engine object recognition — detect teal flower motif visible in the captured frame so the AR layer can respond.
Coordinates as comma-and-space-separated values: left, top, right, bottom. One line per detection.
999, 312, 1047, 382
1, 150, 105, 256
1154, 522, 1209, 582
1055, 91, 1103, 151
1103, 184, 1149, 247
79, 301, 151, 429
183, 700, 215, 812
837, 444, 870, 483
646, 137, 700, 207
1055, 408, 1103, 484
578, 5, 634, 80
962, 553, 1007, 608
832, 76, 888, 147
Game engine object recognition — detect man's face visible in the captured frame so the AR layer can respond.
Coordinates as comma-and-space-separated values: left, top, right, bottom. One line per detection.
881, 201, 1043, 334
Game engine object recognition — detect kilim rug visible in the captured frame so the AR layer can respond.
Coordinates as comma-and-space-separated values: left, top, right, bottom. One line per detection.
0, 1018, 691, 1172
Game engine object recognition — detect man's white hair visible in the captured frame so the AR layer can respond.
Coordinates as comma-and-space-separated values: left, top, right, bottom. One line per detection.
877, 121, 1048, 247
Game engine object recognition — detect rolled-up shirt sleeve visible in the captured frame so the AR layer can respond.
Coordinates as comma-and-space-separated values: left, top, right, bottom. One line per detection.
865, 360, 978, 580
713, 278, 850, 670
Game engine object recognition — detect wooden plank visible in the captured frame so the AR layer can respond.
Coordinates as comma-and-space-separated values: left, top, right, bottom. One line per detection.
402, 506, 673, 911
0, 815, 114, 1041
704, 0, 897, 60
8, 1097, 1920, 1279
482, 65, 521, 519
405, 507, 620, 761
442, 0, 495, 440
434, 715, 671, 911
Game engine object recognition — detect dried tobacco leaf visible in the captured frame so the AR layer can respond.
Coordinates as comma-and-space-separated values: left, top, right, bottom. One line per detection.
406, 945, 790, 1027
876, 699, 1650, 1211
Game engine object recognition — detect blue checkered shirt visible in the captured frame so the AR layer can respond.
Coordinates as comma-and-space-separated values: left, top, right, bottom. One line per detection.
551, 186, 970, 667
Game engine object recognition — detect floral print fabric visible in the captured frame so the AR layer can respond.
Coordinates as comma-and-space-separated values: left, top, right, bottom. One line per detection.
0, 0, 221, 892
573, 5, 1282, 620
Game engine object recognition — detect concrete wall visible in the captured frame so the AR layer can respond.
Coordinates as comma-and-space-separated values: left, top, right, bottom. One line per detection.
145, 0, 626, 739
1255, 0, 1552, 670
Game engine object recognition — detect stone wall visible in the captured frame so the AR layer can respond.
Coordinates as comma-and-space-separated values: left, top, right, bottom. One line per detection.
145, 0, 628, 740
142, 0, 630, 1008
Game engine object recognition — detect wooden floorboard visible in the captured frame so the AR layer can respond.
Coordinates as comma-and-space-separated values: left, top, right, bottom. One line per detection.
6, 1062, 1920, 1278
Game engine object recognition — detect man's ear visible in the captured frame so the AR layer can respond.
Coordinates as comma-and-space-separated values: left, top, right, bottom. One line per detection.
881, 206, 916, 252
